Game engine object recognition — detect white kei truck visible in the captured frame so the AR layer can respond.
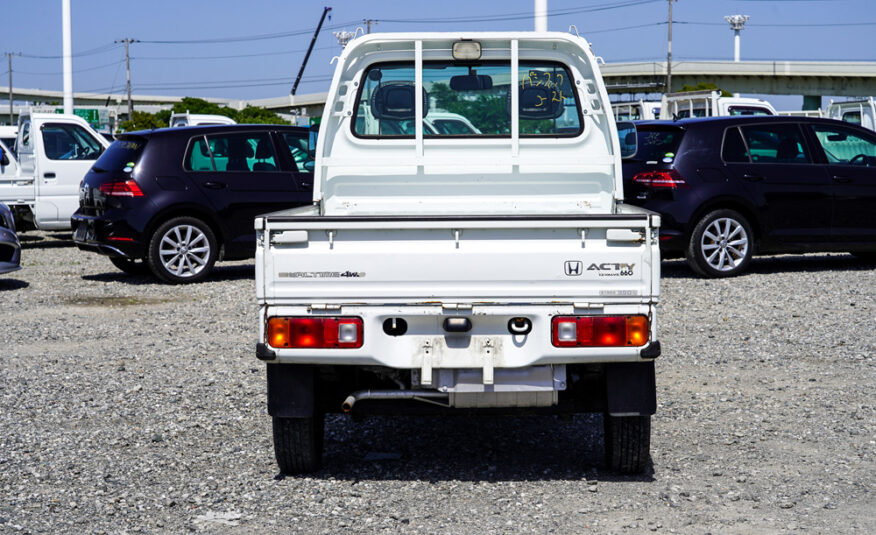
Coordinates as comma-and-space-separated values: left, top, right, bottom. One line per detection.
659, 90, 777, 120
0, 112, 110, 231
255, 32, 662, 475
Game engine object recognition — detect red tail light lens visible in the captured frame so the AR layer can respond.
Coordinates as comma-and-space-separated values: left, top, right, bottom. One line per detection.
267, 317, 363, 349
99, 180, 144, 197
632, 169, 688, 189
551, 315, 649, 347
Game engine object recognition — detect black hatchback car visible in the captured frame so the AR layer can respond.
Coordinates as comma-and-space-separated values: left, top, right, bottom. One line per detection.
73, 124, 314, 283
622, 116, 876, 277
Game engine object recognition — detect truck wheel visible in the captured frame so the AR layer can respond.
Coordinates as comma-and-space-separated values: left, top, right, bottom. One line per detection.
147, 217, 217, 284
109, 257, 150, 276
272, 413, 324, 475
604, 414, 650, 474
686, 209, 753, 278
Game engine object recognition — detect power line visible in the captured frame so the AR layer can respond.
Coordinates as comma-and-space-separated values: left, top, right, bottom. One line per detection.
134, 46, 337, 61
13, 59, 126, 76
20, 43, 121, 60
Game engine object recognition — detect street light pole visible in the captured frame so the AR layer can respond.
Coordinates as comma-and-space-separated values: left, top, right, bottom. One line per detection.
724, 15, 749, 62
5, 52, 20, 126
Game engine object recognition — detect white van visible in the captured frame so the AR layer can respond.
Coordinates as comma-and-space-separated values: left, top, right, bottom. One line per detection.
169, 112, 237, 128
659, 90, 776, 120
825, 98, 876, 131
0, 112, 110, 230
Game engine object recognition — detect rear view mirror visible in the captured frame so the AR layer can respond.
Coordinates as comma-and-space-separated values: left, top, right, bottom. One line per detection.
509, 86, 565, 120
617, 121, 637, 159
449, 74, 493, 91
370, 82, 429, 121
827, 133, 847, 142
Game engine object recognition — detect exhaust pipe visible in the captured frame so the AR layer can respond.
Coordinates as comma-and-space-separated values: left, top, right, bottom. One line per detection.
342, 390, 449, 412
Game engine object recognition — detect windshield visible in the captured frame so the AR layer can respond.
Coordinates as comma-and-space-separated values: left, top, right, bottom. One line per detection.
93, 138, 146, 171
353, 61, 582, 137
630, 125, 684, 162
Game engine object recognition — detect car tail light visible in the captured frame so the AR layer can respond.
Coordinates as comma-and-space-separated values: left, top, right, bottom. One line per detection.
551, 315, 649, 347
631, 169, 688, 189
99, 180, 144, 197
267, 317, 363, 349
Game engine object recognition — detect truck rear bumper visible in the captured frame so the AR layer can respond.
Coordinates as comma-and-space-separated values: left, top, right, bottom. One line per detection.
265, 361, 656, 417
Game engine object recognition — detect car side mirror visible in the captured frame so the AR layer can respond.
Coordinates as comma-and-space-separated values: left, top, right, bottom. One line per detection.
0, 145, 6, 166
617, 121, 637, 159
303, 160, 315, 173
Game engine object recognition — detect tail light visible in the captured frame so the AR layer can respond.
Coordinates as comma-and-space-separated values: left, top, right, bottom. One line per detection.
551, 315, 649, 347
631, 169, 688, 189
267, 317, 363, 349
99, 180, 144, 197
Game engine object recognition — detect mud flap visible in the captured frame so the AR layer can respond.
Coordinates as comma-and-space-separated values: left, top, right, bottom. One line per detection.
604, 361, 656, 416
266, 364, 315, 418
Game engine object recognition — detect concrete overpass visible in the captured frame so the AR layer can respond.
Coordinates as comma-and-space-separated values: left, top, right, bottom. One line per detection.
2, 60, 874, 121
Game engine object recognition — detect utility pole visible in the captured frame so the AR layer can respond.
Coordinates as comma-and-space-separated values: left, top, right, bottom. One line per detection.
666, 0, 675, 93
363, 19, 377, 34
5, 52, 21, 126
115, 38, 138, 118
291, 6, 332, 96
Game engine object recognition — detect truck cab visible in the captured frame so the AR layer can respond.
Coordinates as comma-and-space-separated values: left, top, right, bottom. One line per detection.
256, 32, 661, 475
825, 97, 876, 131
169, 112, 237, 128
0, 112, 109, 230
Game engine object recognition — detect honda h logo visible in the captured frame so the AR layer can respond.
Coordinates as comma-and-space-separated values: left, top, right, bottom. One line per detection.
564, 260, 583, 276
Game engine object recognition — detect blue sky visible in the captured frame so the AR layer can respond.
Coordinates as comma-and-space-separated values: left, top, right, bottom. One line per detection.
2, 0, 873, 110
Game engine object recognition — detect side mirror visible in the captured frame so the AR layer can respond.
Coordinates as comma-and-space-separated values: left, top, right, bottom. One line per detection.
617, 121, 637, 159
303, 160, 315, 173
0, 145, 6, 166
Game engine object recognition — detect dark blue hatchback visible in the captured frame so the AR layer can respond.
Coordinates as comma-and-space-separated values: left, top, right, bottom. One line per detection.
622, 116, 876, 277
72, 124, 314, 283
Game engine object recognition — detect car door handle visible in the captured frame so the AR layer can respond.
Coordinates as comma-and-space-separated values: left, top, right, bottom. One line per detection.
299, 182, 311, 188
203, 181, 227, 189
743, 174, 763, 182
831, 175, 852, 183
43, 172, 56, 179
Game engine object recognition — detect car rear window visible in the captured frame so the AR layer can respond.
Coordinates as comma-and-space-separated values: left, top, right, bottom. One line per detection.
93, 138, 146, 171
631, 125, 684, 162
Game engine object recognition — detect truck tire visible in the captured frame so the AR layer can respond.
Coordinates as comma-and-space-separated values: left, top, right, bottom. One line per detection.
604, 414, 650, 474
272, 413, 324, 475
686, 209, 753, 278
109, 257, 150, 276
147, 217, 217, 284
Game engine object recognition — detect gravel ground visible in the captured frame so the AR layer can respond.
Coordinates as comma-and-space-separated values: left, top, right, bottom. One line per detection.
1, 231, 874, 534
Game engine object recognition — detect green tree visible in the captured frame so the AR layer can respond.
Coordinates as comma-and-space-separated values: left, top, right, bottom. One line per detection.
119, 110, 168, 132
235, 105, 289, 125
171, 97, 236, 118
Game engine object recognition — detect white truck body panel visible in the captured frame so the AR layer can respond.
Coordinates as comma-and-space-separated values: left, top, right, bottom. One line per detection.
0, 112, 109, 230
659, 90, 777, 120
612, 100, 661, 121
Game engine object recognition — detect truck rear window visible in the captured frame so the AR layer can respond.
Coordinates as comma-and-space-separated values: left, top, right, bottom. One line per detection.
353, 61, 582, 138
93, 138, 146, 171
630, 126, 684, 162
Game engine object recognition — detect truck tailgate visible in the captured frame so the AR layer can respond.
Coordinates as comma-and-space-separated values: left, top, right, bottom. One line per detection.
258, 214, 659, 303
